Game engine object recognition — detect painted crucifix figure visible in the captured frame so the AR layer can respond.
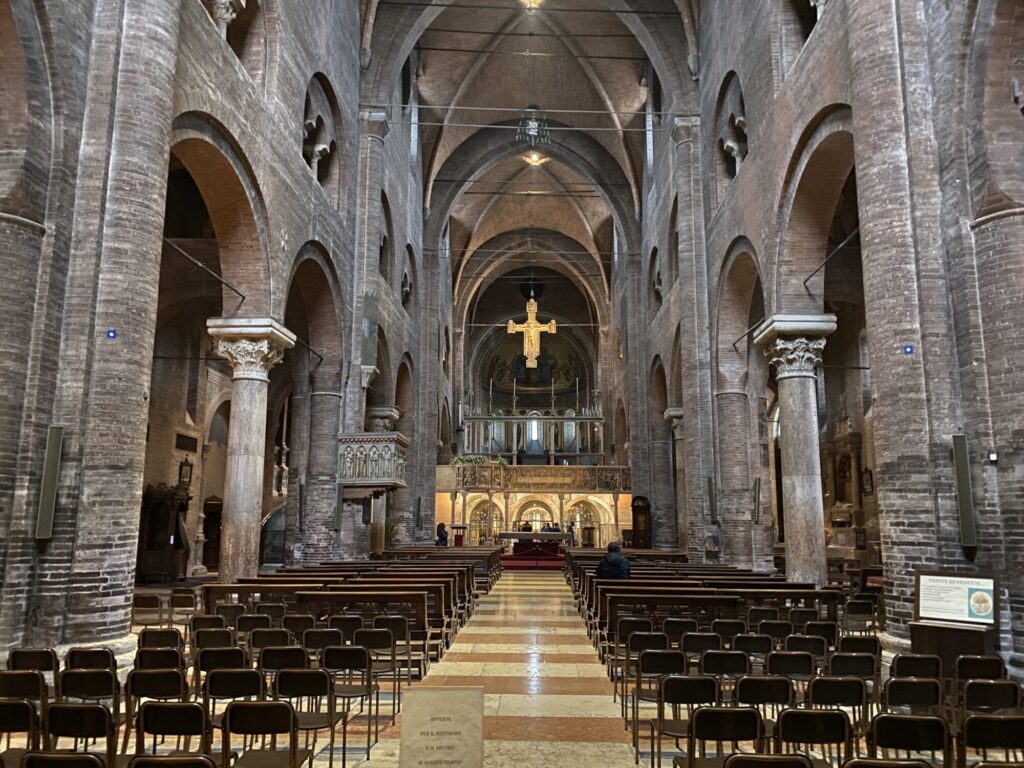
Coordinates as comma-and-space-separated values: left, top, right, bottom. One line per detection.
507, 294, 556, 368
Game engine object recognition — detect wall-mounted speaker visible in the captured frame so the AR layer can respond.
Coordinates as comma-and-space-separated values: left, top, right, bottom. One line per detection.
952, 434, 977, 557
707, 477, 718, 524
35, 426, 64, 540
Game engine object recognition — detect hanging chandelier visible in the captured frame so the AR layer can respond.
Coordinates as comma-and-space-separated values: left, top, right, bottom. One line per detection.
515, 105, 551, 148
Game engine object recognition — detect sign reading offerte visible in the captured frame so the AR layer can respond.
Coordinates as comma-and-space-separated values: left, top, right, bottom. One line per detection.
917, 572, 996, 625
399, 687, 484, 768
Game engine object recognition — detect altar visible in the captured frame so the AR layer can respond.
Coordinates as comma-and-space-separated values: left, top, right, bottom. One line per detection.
496, 531, 572, 543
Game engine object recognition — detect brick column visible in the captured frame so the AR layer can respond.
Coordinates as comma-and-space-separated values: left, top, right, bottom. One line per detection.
208, 318, 295, 582
846, 0, 962, 636
755, 315, 836, 586
672, 117, 714, 559
297, 369, 342, 563
25, 0, 184, 648
714, 388, 753, 567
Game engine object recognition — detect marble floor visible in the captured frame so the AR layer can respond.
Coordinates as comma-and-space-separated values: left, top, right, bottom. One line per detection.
352, 571, 636, 767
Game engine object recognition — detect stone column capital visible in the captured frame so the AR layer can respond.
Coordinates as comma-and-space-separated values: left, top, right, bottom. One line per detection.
763, 336, 826, 380
360, 365, 379, 390
207, 317, 295, 382
753, 313, 836, 380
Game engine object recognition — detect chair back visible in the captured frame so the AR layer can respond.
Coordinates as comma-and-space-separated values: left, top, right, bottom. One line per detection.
734, 634, 772, 658
196, 646, 247, 673
138, 629, 183, 650
133, 648, 184, 671
891, 654, 941, 679
258, 646, 309, 674
662, 618, 698, 646
842, 761, 930, 768
636, 649, 686, 680
56, 669, 118, 709
735, 675, 793, 706
192, 628, 234, 650
0, 698, 38, 748
661, 674, 719, 707
213, 603, 246, 628
776, 708, 852, 764
747, 607, 779, 625
237, 614, 272, 635
64, 649, 115, 672
221, 701, 299, 768
249, 628, 291, 654
838, 636, 880, 656
136, 701, 209, 754
883, 678, 942, 715
766, 651, 814, 679
7, 649, 59, 675
725, 756, 811, 768
960, 714, 1024, 764
353, 628, 395, 654
44, 703, 114, 766
688, 706, 763, 761
129, 757, 216, 768
963, 679, 1021, 715
829, 652, 877, 680
955, 655, 1006, 686
22, 754, 104, 768
254, 602, 287, 622
789, 608, 819, 633
870, 714, 949, 765
320, 645, 372, 677
785, 634, 827, 659
700, 650, 750, 678
0, 669, 48, 703
758, 621, 794, 644
373, 615, 410, 645
126, 669, 187, 702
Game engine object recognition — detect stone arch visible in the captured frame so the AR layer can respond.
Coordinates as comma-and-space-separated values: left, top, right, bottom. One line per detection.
367, 325, 391, 411
966, 0, 1024, 215
201, 0, 273, 88
395, 357, 415, 438
647, 247, 663, 309
774, 106, 855, 315
302, 73, 343, 199
666, 196, 679, 288
0, 0, 52, 216
423, 123, 641, 257
438, 399, 452, 464
712, 71, 749, 206
670, 325, 683, 405
401, 243, 416, 312
715, 239, 765, 387
360, 0, 693, 117
777, 0, 819, 76
379, 191, 395, 284
286, 242, 343, 366
169, 111, 272, 315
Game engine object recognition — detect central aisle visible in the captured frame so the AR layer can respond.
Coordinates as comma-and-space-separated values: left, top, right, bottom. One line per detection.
364, 571, 633, 765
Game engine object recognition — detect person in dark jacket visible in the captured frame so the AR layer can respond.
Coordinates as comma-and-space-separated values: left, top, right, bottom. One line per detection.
596, 541, 630, 579
436, 522, 448, 547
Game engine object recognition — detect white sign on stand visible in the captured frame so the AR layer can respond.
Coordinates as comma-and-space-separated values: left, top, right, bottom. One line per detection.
399, 687, 484, 768
917, 572, 996, 625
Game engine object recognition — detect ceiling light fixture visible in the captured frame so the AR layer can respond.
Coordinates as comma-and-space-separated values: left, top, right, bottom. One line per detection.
519, 0, 543, 10
523, 150, 549, 166
515, 104, 551, 148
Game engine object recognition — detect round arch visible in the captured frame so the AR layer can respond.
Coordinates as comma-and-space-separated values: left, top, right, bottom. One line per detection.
773, 106, 855, 315
169, 111, 272, 315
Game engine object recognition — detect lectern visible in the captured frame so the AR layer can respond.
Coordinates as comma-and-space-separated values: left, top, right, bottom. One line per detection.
909, 570, 998, 677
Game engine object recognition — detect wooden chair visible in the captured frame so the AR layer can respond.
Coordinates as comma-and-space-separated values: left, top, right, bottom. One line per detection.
957, 713, 1024, 768
674, 706, 763, 768
726, 756, 812, 768
275, 669, 341, 768
775, 708, 852, 768
735, 676, 792, 741
650, 675, 719, 768
869, 713, 950, 767
0, 699, 39, 768
42, 703, 117, 768
319, 646, 378, 767
221, 701, 307, 768
133, 701, 209, 758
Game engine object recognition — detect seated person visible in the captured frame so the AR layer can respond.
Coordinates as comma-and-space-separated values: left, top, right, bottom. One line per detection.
596, 541, 630, 579
541, 522, 554, 533
520, 522, 533, 533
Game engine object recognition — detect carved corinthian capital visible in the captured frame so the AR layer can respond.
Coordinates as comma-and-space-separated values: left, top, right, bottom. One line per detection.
764, 336, 825, 380
213, 337, 285, 382
207, 317, 296, 382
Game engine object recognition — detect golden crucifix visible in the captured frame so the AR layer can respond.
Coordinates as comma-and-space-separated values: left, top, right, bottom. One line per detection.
507, 295, 556, 368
